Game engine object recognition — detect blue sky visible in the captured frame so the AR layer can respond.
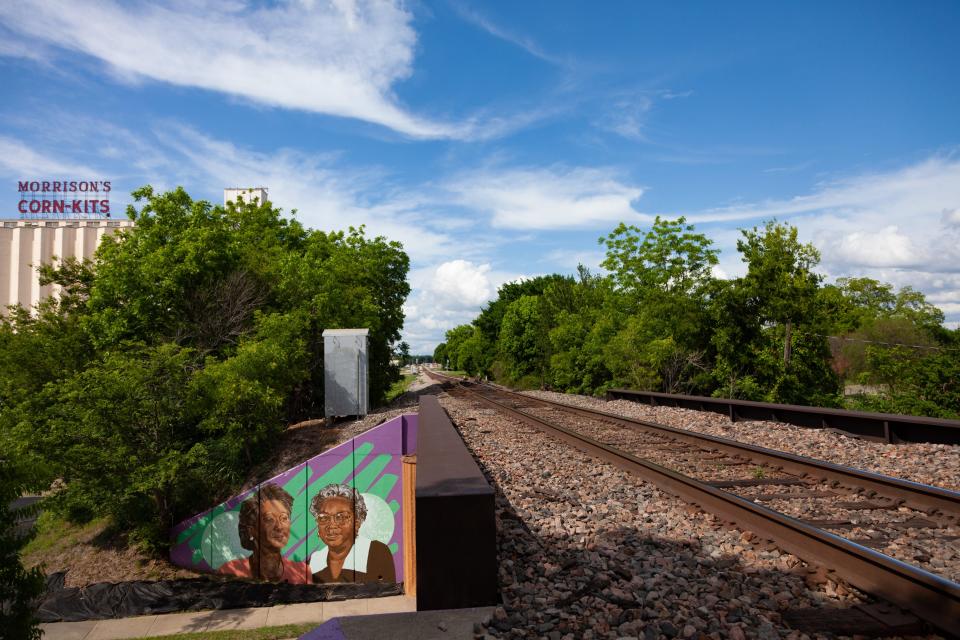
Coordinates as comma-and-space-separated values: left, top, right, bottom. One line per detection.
1, 1, 959, 352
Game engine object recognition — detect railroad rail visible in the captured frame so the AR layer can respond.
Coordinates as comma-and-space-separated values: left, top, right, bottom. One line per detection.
425, 370, 960, 636
606, 388, 960, 445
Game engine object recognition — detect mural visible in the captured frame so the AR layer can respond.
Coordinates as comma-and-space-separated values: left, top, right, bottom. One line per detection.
170, 414, 418, 585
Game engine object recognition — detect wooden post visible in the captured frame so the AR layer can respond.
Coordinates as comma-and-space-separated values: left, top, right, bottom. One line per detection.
784, 320, 792, 367
402, 454, 417, 597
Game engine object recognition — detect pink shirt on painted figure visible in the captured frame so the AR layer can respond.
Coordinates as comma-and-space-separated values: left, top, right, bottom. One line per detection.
218, 556, 312, 584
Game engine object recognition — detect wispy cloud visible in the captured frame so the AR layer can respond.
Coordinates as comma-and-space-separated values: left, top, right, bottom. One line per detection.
542, 248, 608, 272
0, 0, 530, 140
0, 135, 98, 176
762, 160, 814, 174
0, 114, 468, 261
154, 123, 466, 261
687, 155, 960, 230
450, 1, 566, 66
595, 95, 654, 141
443, 165, 648, 230
0, 25, 50, 63
683, 154, 960, 323
594, 89, 692, 142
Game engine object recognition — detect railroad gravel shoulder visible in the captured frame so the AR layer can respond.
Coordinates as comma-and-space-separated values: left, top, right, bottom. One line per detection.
439, 394, 936, 640
521, 390, 960, 493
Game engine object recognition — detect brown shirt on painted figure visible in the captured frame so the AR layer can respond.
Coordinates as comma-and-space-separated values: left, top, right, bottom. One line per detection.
309, 538, 396, 584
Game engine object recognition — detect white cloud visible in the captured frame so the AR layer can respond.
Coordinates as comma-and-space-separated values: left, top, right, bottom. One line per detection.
0, 0, 517, 139
154, 124, 463, 261
942, 208, 960, 227
0, 29, 49, 62
541, 248, 607, 274
682, 155, 960, 271
687, 155, 960, 228
682, 154, 960, 324
821, 226, 919, 269
445, 165, 647, 230
401, 260, 528, 353
429, 260, 495, 308
710, 264, 729, 280
0, 135, 98, 176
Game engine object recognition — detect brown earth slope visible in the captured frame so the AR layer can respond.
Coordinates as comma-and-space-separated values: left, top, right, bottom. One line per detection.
23, 373, 443, 587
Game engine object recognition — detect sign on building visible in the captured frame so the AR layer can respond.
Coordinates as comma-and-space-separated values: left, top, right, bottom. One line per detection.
18, 180, 112, 219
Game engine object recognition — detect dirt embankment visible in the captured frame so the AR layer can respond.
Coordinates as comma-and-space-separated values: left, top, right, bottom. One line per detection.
24, 373, 444, 587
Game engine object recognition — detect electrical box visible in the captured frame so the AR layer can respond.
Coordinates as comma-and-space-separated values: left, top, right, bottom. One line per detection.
322, 328, 369, 419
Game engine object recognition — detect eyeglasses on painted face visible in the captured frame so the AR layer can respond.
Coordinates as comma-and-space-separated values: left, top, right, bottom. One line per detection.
316, 511, 353, 526
262, 512, 290, 527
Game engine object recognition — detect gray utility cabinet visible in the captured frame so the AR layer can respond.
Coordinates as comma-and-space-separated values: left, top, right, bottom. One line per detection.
322, 328, 369, 419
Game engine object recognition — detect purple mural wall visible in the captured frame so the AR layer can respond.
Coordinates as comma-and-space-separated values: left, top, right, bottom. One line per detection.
170, 414, 418, 585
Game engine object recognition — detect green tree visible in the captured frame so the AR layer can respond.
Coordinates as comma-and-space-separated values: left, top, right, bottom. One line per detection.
601, 216, 718, 304
457, 328, 490, 377
712, 220, 839, 405
849, 346, 960, 418
395, 341, 411, 366
274, 226, 409, 413
0, 186, 411, 551
497, 295, 549, 386
737, 220, 821, 336
599, 217, 718, 392
823, 277, 944, 338
442, 324, 475, 371
433, 342, 448, 367
547, 268, 619, 394
37, 344, 255, 547
472, 275, 573, 375
892, 285, 945, 334
0, 455, 45, 640
820, 277, 945, 383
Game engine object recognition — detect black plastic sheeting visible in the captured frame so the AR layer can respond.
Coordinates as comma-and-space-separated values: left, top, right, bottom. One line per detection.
38, 572, 403, 622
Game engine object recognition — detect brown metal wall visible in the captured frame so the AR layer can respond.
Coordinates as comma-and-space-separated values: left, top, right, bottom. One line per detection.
415, 395, 499, 610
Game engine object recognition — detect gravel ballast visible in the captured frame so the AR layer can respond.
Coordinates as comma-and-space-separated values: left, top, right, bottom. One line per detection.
439, 393, 943, 639
512, 396, 960, 584
522, 390, 960, 492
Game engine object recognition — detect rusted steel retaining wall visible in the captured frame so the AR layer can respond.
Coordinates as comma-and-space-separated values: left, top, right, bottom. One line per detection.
606, 388, 960, 445
415, 395, 499, 611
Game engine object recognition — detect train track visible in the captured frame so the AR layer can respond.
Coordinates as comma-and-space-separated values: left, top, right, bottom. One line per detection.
425, 370, 960, 636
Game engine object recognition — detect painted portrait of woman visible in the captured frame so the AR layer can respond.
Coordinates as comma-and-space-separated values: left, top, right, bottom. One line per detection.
308, 483, 395, 584
218, 483, 311, 584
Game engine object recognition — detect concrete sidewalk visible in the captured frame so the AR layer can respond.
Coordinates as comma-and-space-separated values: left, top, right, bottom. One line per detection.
40, 595, 417, 640
305, 607, 495, 640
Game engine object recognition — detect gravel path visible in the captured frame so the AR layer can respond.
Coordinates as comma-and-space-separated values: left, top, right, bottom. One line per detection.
440, 393, 940, 639
521, 391, 960, 492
